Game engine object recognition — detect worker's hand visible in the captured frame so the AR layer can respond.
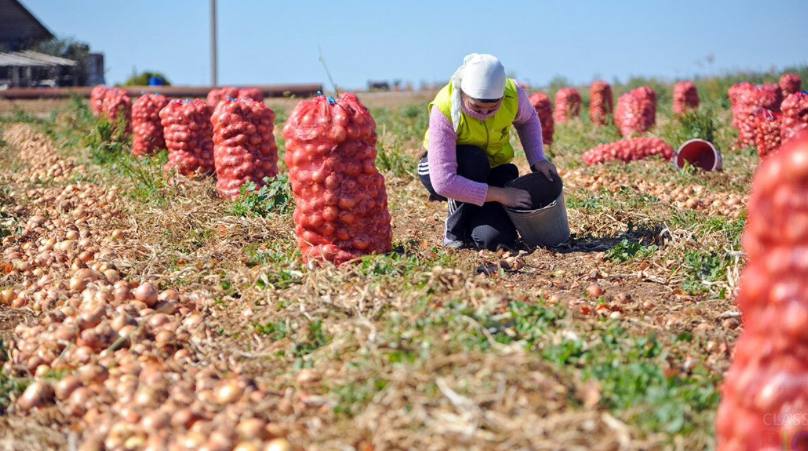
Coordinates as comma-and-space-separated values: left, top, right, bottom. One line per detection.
531, 159, 558, 182
488, 186, 532, 209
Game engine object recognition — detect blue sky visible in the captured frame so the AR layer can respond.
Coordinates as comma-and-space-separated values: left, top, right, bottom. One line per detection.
22, 0, 808, 89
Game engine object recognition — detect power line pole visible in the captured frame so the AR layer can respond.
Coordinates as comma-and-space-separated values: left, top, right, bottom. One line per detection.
210, 0, 218, 86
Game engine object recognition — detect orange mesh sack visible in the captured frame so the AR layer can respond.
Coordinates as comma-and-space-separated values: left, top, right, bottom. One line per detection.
582, 137, 673, 165
283, 94, 392, 265
132, 94, 169, 157
715, 132, 808, 450
529, 92, 554, 146
781, 92, 808, 144
553, 88, 581, 123
615, 87, 657, 137
159, 99, 215, 177
211, 98, 278, 199
589, 81, 613, 126
673, 81, 699, 114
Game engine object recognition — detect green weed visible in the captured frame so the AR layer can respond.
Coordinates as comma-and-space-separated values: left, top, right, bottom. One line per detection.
682, 250, 730, 295
231, 176, 294, 217
605, 239, 658, 262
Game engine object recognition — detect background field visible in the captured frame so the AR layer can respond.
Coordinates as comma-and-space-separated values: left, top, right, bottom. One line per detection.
1, 67, 806, 449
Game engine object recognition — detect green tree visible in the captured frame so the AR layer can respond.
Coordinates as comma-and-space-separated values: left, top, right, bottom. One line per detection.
124, 71, 171, 87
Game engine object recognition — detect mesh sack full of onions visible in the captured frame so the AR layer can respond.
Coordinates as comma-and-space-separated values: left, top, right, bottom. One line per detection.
100, 88, 132, 132
90, 86, 109, 117
207, 87, 240, 107
582, 137, 673, 165
283, 94, 392, 265
728, 83, 783, 148
751, 108, 782, 157
615, 87, 657, 137
589, 81, 613, 126
716, 131, 808, 450
207, 87, 264, 107
779, 73, 802, 97
212, 98, 278, 200
780, 91, 808, 144
158, 99, 215, 177
553, 88, 581, 124
672, 81, 699, 115
529, 92, 554, 146
237, 88, 264, 102
131, 94, 169, 157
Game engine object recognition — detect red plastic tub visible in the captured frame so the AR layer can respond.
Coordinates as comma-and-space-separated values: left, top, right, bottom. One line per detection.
673, 139, 723, 171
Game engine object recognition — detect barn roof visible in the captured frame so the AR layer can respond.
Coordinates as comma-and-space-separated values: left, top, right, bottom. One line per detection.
0, 50, 75, 67
0, 0, 54, 45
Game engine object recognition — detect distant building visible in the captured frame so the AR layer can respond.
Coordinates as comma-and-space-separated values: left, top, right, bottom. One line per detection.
0, 0, 53, 51
0, 50, 77, 87
367, 80, 391, 91
85, 53, 105, 86
0, 0, 104, 87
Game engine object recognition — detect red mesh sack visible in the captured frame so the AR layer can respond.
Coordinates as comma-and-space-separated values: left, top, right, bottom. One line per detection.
131, 94, 169, 157
553, 88, 581, 124
582, 137, 673, 165
207, 87, 240, 107
673, 81, 699, 115
751, 108, 782, 158
729, 83, 759, 148
212, 98, 278, 199
158, 99, 215, 177
615, 87, 657, 137
716, 131, 808, 451
529, 92, 554, 146
779, 73, 802, 97
100, 87, 131, 132
238, 88, 264, 103
781, 92, 808, 144
729, 83, 784, 148
759, 83, 783, 111
589, 81, 613, 126
208, 87, 264, 107
90, 86, 108, 117
283, 94, 392, 265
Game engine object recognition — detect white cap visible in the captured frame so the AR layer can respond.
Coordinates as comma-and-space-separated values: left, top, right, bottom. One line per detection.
459, 53, 506, 100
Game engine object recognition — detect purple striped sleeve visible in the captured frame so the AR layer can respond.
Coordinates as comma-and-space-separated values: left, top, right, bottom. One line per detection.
427, 108, 489, 206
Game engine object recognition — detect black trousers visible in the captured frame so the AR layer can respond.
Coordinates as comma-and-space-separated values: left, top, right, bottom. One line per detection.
418, 145, 518, 250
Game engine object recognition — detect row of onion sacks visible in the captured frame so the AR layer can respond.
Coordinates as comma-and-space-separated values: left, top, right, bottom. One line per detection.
211, 98, 278, 199
283, 94, 392, 265
716, 131, 808, 450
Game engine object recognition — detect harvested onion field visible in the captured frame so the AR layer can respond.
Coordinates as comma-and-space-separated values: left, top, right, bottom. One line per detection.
0, 69, 805, 450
